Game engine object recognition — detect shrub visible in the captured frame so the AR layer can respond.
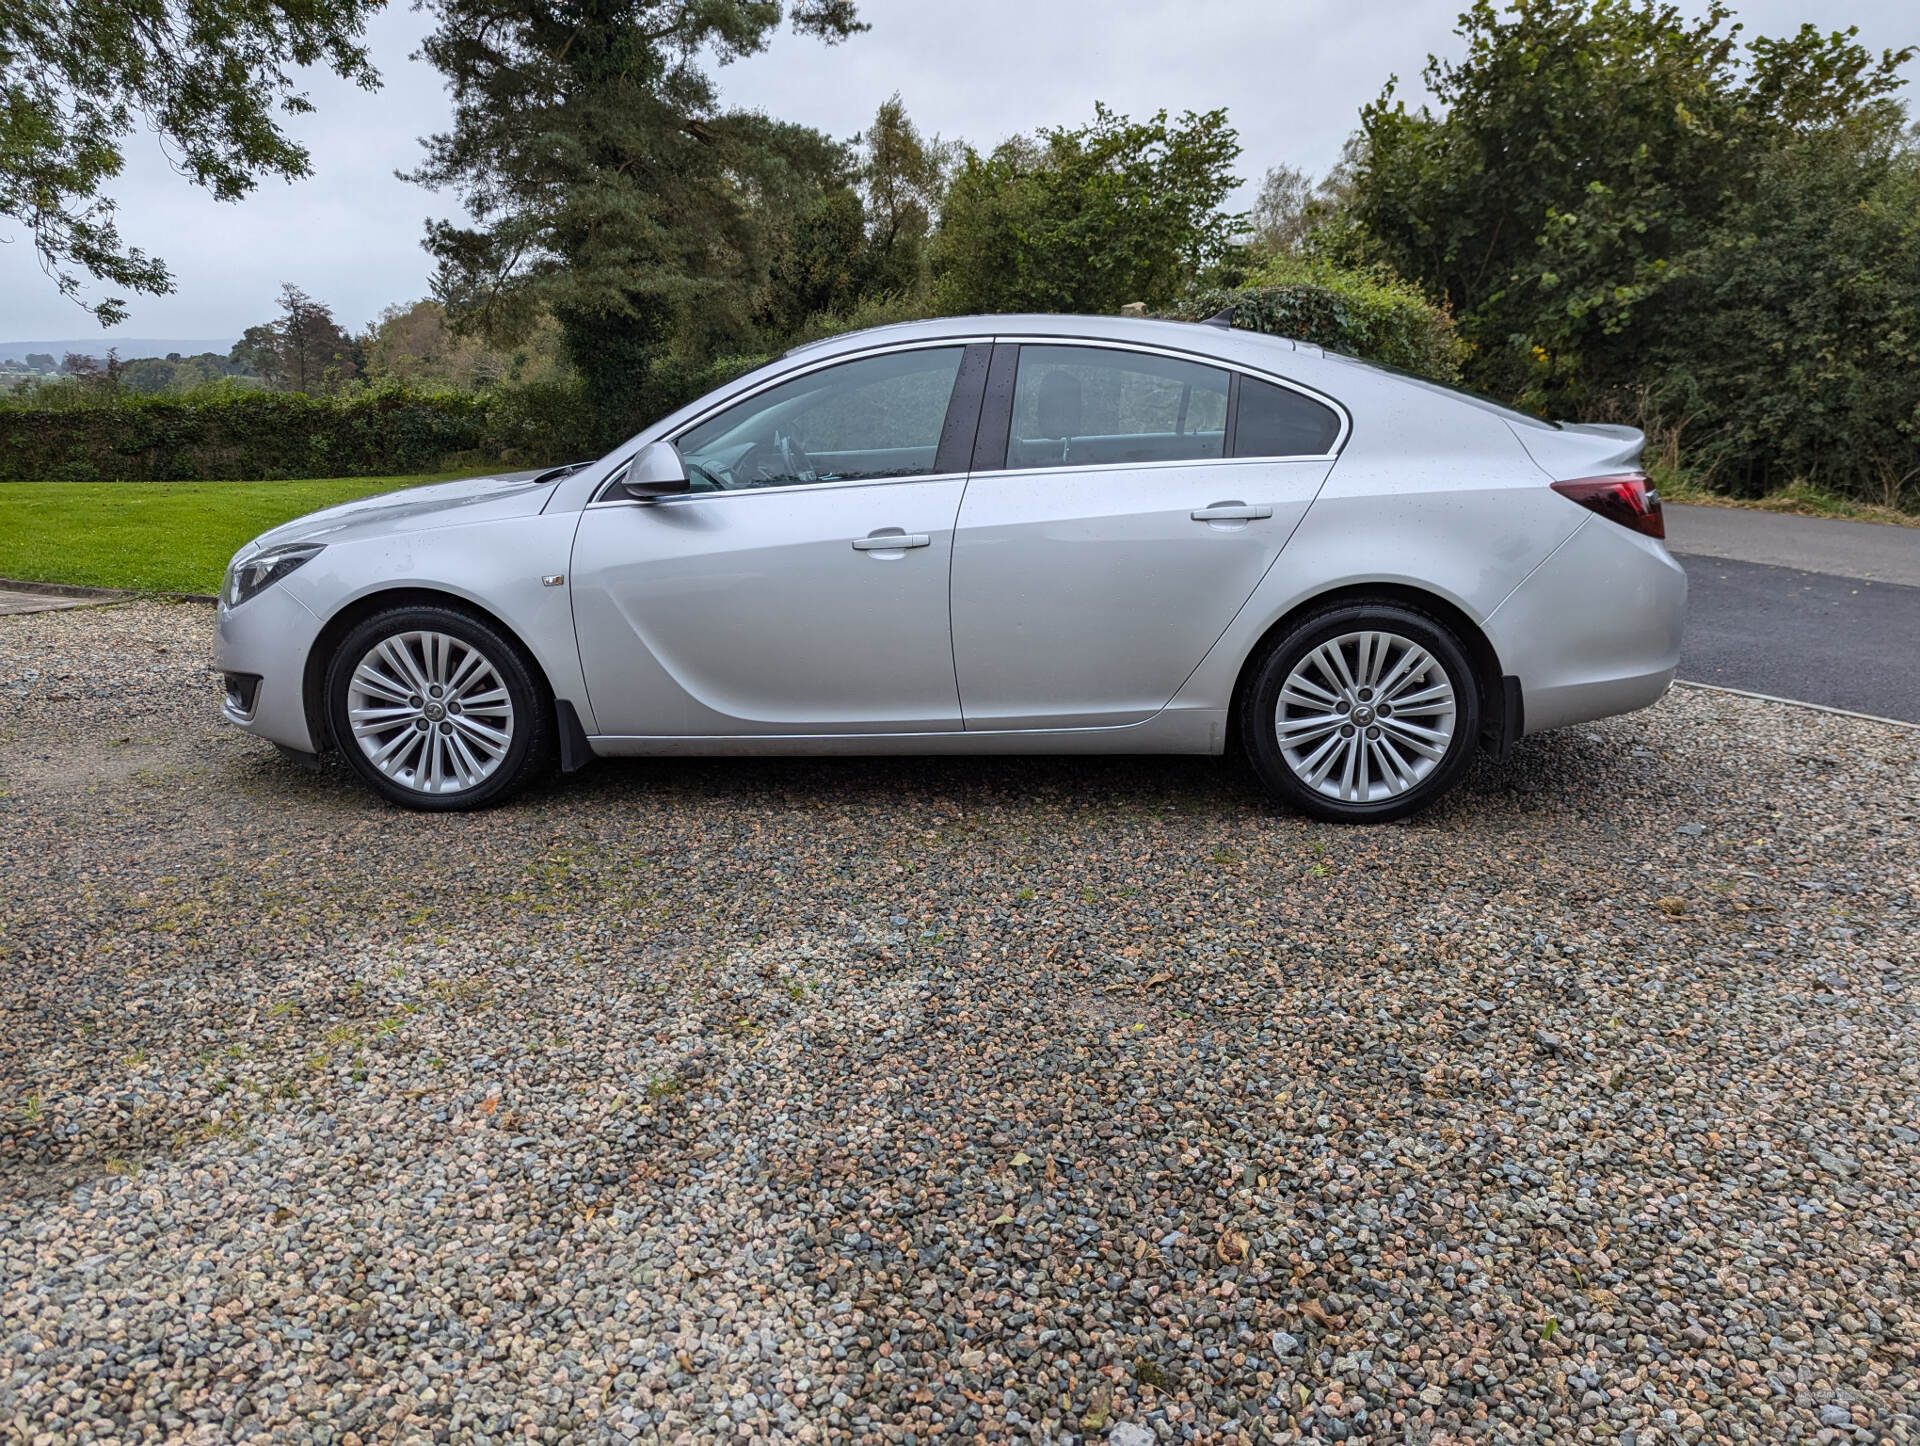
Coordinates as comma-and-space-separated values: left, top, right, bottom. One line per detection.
1638, 133, 1920, 509
0, 359, 774, 482
0, 388, 490, 482
1166, 258, 1467, 381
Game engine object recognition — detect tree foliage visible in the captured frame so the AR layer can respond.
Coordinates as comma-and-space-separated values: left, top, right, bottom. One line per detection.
860, 92, 950, 296
406, 0, 863, 432
930, 105, 1242, 315
1349, 0, 1914, 406
229, 283, 359, 394
361, 298, 568, 392
0, 0, 383, 324
1642, 129, 1920, 505
1168, 257, 1467, 382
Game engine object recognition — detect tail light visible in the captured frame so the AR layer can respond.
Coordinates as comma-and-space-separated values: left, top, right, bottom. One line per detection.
1550, 473, 1665, 539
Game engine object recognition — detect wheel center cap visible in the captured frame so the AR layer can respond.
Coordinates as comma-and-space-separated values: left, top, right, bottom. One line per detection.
1352, 705, 1374, 726
423, 702, 446, 721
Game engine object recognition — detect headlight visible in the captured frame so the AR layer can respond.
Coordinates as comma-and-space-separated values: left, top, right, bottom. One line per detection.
223, 544, 324, 608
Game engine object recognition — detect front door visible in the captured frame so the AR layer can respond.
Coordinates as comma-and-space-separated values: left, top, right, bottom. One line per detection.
949, 343, 1337, 730
570, 344, 979, 736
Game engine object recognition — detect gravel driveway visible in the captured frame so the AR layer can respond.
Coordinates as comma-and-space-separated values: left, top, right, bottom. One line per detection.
3, 602, 1917, 1446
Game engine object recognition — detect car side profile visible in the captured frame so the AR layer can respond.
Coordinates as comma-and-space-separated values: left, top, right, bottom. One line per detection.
216, 313, 1686, 823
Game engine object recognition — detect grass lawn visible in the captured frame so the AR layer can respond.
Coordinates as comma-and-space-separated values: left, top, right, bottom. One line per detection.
0, 473, 495, 594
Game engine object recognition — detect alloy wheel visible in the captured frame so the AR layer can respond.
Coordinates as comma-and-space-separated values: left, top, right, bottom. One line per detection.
345, 630, 516, 795
1274, 629, 1457, 804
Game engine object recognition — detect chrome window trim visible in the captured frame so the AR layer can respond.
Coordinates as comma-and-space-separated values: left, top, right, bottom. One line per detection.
587, 331, 1352, 504
986, 332, 1353, 463
591, 339, 980, 505
953, 454, 1336, 483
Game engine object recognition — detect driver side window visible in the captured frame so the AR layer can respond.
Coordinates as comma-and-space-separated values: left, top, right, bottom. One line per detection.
675, 347, 965, 491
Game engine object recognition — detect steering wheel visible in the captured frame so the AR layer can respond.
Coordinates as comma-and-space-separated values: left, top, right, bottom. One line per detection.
772, 427, 816, 484
683, 456, 728, 492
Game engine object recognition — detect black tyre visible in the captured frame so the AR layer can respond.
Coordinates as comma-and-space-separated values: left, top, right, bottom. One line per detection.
325, 604, 554, 811
1240, 602, 1481, 824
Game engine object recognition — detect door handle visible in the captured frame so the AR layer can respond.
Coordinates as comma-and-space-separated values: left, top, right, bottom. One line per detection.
1191, 502, 1273, 522
851, 530, 931, 551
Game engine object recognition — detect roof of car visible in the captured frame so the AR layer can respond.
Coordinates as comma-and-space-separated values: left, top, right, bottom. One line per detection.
784, 312, 1315, 364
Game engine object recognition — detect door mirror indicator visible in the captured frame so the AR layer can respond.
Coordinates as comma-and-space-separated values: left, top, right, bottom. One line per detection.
620, 441, 690, 501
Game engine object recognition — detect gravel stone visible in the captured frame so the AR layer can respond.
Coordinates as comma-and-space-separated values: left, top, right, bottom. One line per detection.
3, 600, 1919, 1445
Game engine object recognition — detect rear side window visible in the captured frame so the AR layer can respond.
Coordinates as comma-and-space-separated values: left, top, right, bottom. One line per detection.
1233, 377, 1340, 457
1006, 345, 1230, 470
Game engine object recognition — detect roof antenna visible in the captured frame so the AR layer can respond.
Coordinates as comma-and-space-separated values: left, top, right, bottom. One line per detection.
1201, 305, 1236, 329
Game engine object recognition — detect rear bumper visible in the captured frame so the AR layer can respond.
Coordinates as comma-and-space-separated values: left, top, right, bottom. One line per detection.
1484, 518, 1687, 734
214, 584, 324, 752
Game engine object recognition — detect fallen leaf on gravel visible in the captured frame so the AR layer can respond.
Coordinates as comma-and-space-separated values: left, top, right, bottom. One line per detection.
1010, 1150, 1031, 1166
1654, 896, 1688, 916
1300, 1300, 1338, 1328
990, 1208, 1014, 1225
477, 1096, 499, 1114
1215, 1229, 1249, 1263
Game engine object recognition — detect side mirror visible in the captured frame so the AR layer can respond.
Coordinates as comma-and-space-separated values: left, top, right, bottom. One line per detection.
619, 440, 690, 501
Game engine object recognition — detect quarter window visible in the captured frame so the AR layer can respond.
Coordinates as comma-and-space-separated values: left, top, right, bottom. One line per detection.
1232, 376, 1340, 457
675, 347, 965, 491
1006, 346, 1230, 470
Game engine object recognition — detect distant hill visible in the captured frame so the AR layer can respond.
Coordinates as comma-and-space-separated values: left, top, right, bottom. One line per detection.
0, 339, 238, 366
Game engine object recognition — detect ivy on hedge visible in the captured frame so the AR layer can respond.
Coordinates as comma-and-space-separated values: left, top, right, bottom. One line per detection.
1166, 259, 1469, 384
0, 356, 771, 482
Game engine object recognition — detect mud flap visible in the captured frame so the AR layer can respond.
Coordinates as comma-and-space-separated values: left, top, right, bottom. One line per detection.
555, 699, 595, 774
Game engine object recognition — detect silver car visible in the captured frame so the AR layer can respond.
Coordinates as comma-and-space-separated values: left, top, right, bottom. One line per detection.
216, 313, 1685, 823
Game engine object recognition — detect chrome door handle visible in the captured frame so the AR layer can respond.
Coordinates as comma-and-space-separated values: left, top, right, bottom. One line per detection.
851, 530, 931, 551
1191, 503, 1273, 522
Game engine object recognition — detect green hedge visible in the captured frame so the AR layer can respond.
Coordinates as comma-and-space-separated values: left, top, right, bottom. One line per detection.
0, 357, 771, 482
1167, 259, 1468, 383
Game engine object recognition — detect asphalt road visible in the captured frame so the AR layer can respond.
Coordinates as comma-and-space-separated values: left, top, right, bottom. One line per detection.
1666, 504, 1920, 723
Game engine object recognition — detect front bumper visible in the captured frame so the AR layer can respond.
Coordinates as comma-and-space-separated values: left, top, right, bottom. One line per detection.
1484, 518, 1688, 735
215, 583, 325, 752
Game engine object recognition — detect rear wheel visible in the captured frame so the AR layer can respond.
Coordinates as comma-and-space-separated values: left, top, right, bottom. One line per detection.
1241, 602, 1481, 823
325, 605, 553, 811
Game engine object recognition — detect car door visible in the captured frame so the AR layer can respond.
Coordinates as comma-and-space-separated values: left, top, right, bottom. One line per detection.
949, 342, 1341, 730
570, 343, 987, 736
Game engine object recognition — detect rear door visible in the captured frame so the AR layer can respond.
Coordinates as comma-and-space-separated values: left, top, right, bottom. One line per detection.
949, 342, 1340, 730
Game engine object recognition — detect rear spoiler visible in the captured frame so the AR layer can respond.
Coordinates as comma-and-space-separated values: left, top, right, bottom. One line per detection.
1507, 421, 1645, 481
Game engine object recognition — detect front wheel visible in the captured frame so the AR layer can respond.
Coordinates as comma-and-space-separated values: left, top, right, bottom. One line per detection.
325, 605, 554, 811
1241, 603, 1482, 824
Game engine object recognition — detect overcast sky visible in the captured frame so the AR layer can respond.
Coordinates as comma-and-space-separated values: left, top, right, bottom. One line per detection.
1, 0, 1913, 344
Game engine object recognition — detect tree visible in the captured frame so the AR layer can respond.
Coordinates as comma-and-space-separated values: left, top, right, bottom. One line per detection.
1249, 164, 1314, 254
60, 348, 122, 389
230, 323, 284, 387
362, 297, 568, 389
929, 105, 1242, 316
24, 353, 56, 373
229, 283, 359, 393
756, 186, 873, 342
1348, 0, 1914, 406
406, 0, 865, 435
1247, 138, 1369, 258
1, 0, 384, 325
1643, 128, 1920, 505
859, 93, 949, 296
